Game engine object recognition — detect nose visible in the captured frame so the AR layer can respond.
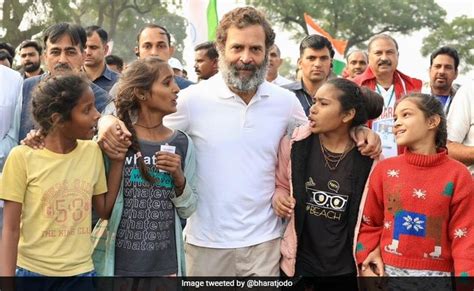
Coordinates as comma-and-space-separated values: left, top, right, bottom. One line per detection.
150, 46, 161, 57
58, 51, 68, 63
93, 107, 101, 120
240, 49, 253, 64
171, 79, 180, 94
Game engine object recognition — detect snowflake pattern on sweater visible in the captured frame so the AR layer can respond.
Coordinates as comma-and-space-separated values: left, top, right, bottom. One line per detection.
356, 149, 474, 276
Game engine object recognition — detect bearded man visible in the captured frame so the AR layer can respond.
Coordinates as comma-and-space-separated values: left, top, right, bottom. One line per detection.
98, 6, 381, 276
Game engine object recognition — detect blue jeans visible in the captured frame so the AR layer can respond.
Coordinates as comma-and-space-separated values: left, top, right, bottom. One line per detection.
15, 267, 96, 291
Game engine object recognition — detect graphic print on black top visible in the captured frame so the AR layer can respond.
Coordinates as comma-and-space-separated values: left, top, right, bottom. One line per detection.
305, 177, 349, 221
296, 134, 356, 276
114, 131, 188, 276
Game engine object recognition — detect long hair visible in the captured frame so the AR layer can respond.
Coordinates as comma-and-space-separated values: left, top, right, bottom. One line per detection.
115, 57, 169, 183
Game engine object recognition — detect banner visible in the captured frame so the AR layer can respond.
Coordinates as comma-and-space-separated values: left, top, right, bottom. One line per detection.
185, 0, 218, 46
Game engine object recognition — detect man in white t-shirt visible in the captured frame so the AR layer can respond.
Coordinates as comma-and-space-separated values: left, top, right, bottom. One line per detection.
0, 65, 23, 236
447, 82, 474, 175
98, 7, 381, 276
266, 44, 292, 86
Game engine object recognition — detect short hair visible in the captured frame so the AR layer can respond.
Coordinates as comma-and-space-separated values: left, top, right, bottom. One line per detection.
367, 34, 399, 52
270, 44, 281, 57
299, 34, 335, 59
216, 7, 275, 53
43, 23, 87, 51
194, 41, 219, 60
136, 24, 171, 46
0, 42, 15, 59
346, 49, 367, 62
0, 50, 12, 66
105, 54, 124, 70
430, 46, 459, 72
19, 40, 43, 55
85, 25, 108, 44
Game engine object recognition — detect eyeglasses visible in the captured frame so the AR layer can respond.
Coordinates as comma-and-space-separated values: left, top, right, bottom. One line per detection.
311, 190, 348, 211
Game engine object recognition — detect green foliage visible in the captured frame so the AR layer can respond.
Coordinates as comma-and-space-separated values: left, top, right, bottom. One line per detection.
421, 16, 474, 74
0, 0, 187, 65
279, 56, 296, 80
248, 0, 446, 55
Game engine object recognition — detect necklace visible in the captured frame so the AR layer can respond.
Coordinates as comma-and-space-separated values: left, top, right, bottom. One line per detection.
134, 122, 162, 130
319, 136, 354, 171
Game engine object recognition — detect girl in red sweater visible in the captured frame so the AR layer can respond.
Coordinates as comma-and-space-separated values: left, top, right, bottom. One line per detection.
356, 93, 474, 277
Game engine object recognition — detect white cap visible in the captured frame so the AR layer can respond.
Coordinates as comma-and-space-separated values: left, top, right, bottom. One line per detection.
168, 57, 183, 71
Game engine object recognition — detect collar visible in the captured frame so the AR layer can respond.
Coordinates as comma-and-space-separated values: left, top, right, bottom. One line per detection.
100, 65, 115, 81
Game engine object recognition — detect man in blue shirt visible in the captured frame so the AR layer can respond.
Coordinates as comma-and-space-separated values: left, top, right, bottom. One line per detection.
84, 25, 119, 92
19, 23, 112, 141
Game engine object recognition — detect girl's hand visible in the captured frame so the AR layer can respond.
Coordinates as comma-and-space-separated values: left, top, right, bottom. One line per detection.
155, 151, 185, 193
273, 194, 295, 218
361, 246, 385, 277
98, 122, 131, 160
97, 118, 132, 156
20, 129, 45, 149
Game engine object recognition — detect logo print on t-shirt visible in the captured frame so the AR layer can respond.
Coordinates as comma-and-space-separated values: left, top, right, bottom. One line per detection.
328, 180, 340, 193
305, 183, 349, 221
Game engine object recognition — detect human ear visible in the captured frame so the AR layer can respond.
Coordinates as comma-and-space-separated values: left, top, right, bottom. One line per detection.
342, 108, 356, 123
51, 112, 63, 127
427, 114, 441, 129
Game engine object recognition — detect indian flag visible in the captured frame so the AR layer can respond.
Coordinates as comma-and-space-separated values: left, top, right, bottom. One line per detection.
185, 0, 218, 46
304, 13, 348, 76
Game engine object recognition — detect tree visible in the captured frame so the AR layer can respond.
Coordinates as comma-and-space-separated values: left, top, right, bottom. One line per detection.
421, 16, 474, 74
1, 0, 51, 47
248, 0, 447, 55
1, 0, 187, 65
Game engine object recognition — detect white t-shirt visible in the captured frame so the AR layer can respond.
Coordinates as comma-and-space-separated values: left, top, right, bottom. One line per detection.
0, 66, 23, 208
271, 74, 293, 86
372, 84, 397, 158
447, 82, 474, 175
164, 73, 307, 248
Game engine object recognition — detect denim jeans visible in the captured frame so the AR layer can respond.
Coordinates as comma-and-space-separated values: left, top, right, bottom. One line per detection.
15, 267, 96, 291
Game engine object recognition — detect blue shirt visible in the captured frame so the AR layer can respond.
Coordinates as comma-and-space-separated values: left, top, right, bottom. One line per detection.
19, 73, 112, 141
92, 65, 120, 93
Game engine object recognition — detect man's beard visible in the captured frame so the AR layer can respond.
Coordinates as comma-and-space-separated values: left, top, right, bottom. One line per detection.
219, 54, 268, 93
23, 61, 41, 73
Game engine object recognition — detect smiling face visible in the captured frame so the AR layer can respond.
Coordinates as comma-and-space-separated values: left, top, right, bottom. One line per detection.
393, 98, 439, 151
61, 87, 100, 140
429, 54, 458, 95
219, 24, 268, 93
140, 64, 180, 115
368, 38, 398, 78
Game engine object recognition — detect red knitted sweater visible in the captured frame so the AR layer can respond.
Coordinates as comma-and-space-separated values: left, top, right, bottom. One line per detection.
356, 149, 474, 276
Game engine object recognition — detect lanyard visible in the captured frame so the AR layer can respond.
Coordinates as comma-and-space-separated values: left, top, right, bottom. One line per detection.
376, 85, 395, 108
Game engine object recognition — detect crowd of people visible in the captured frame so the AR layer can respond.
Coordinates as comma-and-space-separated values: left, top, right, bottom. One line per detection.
0, 5, 473, 290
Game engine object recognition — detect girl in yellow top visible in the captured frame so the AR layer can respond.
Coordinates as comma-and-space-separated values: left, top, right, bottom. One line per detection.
0, 75, 123, 279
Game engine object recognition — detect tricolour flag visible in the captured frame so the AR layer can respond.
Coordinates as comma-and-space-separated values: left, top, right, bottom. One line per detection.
304, 13, 348, 76
185, 0, 218, 46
